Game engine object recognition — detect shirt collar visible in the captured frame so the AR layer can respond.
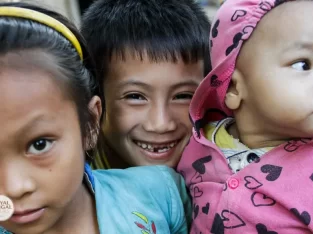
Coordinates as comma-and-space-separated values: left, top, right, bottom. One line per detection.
84, 163, 95, 194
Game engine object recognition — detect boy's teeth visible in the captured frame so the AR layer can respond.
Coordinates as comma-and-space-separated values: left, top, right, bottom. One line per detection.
158, 148, 168, 153
135, 141, 177, 152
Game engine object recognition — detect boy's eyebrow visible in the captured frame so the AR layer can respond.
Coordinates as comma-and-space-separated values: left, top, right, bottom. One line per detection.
171, 81, 200, 89
117, 80, 200, 89
117, 80, 151, 89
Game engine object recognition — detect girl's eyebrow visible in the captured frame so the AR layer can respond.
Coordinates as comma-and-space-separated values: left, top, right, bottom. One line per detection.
15, 114, 52, 136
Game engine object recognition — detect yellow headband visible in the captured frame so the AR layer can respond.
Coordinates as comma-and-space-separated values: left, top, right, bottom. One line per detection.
0, 7, 83, 60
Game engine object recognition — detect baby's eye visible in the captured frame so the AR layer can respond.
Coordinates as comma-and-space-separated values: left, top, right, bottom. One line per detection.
27, 139, 54, 155
173, 93, 194, 100
291, 60, 311, 71
124, 93, 145, 100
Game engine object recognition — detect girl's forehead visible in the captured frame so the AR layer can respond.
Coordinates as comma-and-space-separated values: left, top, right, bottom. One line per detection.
0, 50, 59, 72
0, 66, 63, 114
0, 67, 77, 146
0, 50, 72, 98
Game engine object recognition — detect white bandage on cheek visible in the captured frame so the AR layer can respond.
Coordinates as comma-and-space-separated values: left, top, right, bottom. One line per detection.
0, 195, 14, 221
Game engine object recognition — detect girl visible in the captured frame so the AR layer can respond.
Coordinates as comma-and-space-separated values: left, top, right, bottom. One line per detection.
0, 2, 190, 234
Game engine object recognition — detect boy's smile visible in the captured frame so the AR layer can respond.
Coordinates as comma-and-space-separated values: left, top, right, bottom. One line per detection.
133, 139, 181, 161
102, 52, 203, 167
134, 140, 178, 153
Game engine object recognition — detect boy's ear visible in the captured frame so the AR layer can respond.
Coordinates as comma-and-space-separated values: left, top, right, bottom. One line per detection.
225, 69, 245, 110
85, 96, 102, 150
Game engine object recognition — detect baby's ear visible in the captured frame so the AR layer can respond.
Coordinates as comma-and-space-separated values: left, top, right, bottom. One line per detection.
225, 69, 245, 110
85, 96, 102, 150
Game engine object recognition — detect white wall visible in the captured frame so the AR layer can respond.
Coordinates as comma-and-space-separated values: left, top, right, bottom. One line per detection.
0, 0, 217, 27
0, 0, 81, 26
203, 6, 218, 20
35, 0, 81, 25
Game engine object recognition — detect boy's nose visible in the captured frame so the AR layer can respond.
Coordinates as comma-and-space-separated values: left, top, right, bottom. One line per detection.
143, 105, 177, 133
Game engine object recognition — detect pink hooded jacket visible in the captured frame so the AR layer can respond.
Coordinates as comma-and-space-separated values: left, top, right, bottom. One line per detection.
177, 0, 313, 233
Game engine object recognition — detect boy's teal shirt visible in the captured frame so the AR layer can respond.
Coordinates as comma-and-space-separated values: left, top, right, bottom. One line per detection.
1, 165, 191, 234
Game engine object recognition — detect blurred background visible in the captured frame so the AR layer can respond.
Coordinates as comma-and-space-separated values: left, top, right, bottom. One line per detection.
0, 0, 219, 26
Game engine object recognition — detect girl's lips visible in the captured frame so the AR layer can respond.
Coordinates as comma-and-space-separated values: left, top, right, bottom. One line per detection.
10, 208, 45, 224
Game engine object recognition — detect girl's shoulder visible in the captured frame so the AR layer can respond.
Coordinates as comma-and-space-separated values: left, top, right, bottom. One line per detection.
93, 166, 191, 233
93, 165, 187, 204
0, 227, 11, 234
94, 165, 179, 182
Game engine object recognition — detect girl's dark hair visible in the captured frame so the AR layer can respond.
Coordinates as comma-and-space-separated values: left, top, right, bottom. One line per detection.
0, 2, 104, 161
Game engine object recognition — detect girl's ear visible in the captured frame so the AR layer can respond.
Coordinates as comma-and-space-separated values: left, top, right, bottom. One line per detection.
85, 96, 102, 150
88, 95, 102, 124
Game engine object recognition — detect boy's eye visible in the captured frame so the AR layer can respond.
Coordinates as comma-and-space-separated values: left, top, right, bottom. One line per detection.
291, 60, 311, 71
124, 93, 146, 100
173, 93, 194, 100
27, 139, 53, 155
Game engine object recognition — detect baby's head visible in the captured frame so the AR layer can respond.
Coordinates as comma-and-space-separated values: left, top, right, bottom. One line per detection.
81, 0, 211, 167
191, 0, 313, 148
0, 2, 101, 233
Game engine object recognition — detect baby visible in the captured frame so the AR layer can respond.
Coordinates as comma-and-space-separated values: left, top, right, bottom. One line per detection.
178, 0, 313, 233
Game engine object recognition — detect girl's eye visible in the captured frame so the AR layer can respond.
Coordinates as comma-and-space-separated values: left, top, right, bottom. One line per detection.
173, 93, 194, 100
291, 60, 311, 71
27, 139, 54, 155
124, 93, 145, 100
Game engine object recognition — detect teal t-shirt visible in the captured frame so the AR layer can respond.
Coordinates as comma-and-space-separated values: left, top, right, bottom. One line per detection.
1, 165, 191, 234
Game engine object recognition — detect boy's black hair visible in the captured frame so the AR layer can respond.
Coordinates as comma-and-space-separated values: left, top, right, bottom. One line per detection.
81, 0, 212, 84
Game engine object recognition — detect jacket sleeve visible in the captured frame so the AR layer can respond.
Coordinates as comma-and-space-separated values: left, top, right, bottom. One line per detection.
157, 166, 192, 233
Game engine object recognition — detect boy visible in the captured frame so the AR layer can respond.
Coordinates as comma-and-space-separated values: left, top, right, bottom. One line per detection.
81, 0, 211, 169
